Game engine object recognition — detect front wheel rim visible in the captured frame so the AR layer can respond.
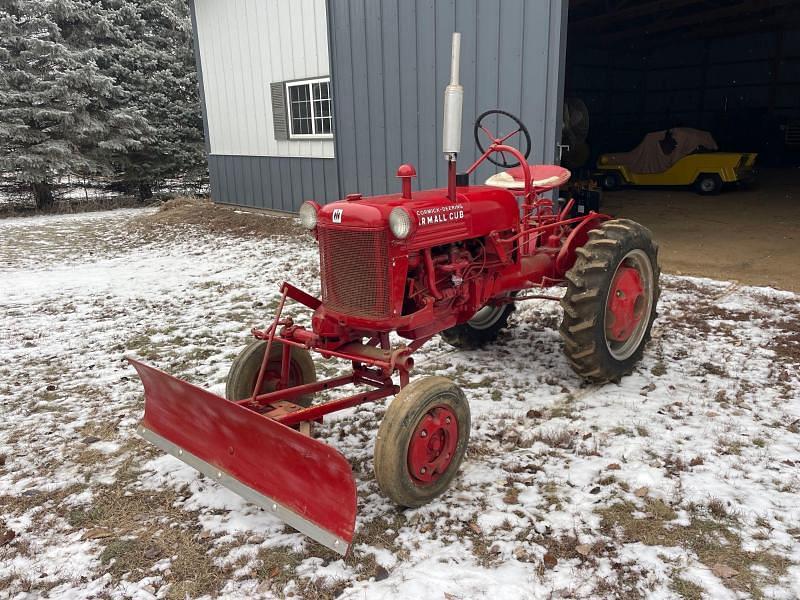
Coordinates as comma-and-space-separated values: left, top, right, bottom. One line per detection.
257, 359, 302, 394
407, 405, 459, 485
701, 178, 715, 192
604, 249, 654, 360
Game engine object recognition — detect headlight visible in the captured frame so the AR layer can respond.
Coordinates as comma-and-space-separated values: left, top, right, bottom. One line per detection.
298, 201, 319, 230
389, 207, 412, 239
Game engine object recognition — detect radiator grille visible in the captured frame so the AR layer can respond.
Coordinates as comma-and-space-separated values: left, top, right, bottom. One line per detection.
318, 226, 391, 318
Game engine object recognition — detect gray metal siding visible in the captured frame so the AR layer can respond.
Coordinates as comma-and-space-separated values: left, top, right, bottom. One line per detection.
208, 155, 339, 212
328, 0, 568, 196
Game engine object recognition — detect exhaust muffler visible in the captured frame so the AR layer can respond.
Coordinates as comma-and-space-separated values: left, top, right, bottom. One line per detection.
443, 32, 463, 201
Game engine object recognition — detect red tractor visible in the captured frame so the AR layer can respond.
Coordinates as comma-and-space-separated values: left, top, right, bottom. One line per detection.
129, 34, 660, 555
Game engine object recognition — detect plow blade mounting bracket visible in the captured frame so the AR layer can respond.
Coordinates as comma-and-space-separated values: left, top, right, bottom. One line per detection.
128, 358, 357, 555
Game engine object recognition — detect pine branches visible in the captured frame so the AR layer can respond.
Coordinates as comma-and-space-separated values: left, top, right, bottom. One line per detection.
0, 0, 205, 208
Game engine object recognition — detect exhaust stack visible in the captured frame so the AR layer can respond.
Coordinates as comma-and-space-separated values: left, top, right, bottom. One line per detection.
442, 32, 463, 157
443, 32, 463, 201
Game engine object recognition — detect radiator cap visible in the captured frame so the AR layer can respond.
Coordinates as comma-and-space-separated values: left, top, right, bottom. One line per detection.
396, 164, 416, 178
396, 164, 416, 199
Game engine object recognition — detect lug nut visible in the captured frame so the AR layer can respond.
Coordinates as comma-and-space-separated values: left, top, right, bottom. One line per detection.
420, 430, 427, 438
445, 417, 451, 424
420, 467, 427, 474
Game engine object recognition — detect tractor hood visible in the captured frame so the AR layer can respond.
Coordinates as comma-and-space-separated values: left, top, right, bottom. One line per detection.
317, 186, 518, 250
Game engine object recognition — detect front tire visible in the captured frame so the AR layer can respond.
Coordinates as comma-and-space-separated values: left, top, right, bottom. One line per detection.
560, 219, 660, 382
225, 339, 316, 406
440, 297, 515, 349
374, 377, 470, 508
695, 173, 722, 195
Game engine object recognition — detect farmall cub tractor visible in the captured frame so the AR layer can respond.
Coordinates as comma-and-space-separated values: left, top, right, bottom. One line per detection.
130, 34, 660, 554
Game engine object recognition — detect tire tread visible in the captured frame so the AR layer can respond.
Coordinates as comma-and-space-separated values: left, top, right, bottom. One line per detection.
374, 377, 470, 507
559, 219, 661, 382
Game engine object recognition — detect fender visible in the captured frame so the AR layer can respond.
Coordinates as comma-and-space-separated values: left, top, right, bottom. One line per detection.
554, 212, 611, 276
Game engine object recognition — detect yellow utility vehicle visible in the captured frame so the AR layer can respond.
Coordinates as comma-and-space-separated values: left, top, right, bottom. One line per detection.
596, 128, 756, 195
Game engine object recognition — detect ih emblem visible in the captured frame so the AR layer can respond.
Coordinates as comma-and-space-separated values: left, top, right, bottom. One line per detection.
332, 209, 343, 223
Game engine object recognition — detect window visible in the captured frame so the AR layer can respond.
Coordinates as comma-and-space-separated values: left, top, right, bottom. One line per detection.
286, 77, 333, 139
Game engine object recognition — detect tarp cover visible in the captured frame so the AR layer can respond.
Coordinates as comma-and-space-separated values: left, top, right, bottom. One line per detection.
604, 128, 718, 174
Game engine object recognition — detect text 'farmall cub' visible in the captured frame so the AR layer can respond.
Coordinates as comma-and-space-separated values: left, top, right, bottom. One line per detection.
129, 33, 660, 555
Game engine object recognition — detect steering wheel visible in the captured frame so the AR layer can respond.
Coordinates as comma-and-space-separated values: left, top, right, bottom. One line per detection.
474, 109, 532, 168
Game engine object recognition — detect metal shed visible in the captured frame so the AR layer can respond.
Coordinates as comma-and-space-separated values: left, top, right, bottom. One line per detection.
190, 0, 568, 211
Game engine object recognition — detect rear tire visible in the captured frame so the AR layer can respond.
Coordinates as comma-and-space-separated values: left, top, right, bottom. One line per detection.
559, 219, 660, 382
225, 339, 316, 406
694, 173, 722, 195
440, 298, 515, 349
374, 377, 470, 508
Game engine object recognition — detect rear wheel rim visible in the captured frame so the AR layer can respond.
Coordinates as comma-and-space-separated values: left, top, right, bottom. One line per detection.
604, 249, 653, 360
407, 405, 459, 485
701, 178, 715, 192
468, 304, 506, 330
468, 294, 512, 330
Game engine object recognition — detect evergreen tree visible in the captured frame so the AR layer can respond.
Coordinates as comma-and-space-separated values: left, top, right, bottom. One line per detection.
0, 0, 151, 209
100, 0, 206, 199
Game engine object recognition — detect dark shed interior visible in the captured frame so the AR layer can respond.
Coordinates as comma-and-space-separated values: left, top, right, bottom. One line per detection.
565, 0, 800, 168
562, 1, 800, 291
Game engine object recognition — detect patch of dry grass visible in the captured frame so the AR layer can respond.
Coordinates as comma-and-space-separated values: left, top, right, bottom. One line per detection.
253, 547, 306, 592
0, 468, 231, 599
253, 513, 406, 596
78, 417, 123, 442
671, 576, 705, 599
716, 436, 744, 456
532, 427, 573, 449
706, 497, 730, 519
136, 197, 303, 238
540, 480, 563, 510
66, 485, 227, 599
0, 484, 87, 516
774, 330, 800, 365
548, 400, 578, 420
598, 498, 789, 598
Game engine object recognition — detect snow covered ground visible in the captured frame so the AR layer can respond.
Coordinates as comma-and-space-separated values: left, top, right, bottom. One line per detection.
1, 207, 798, 599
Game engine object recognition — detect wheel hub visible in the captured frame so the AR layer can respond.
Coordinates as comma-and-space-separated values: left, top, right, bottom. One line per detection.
606, 265, 645, 342
261, 363, 301, 393
407, 405, 459, 485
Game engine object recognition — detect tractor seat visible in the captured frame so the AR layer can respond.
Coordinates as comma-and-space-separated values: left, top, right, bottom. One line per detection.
485, 164, 571, 193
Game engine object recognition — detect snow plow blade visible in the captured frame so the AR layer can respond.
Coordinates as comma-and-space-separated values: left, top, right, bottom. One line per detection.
128, 358, 357, 555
